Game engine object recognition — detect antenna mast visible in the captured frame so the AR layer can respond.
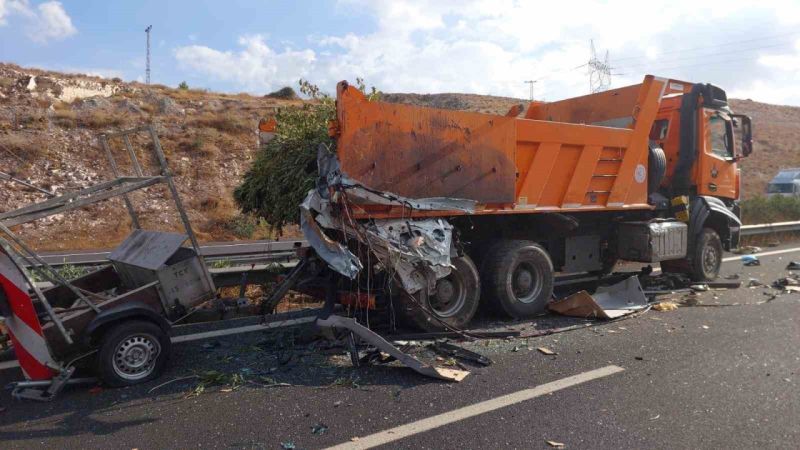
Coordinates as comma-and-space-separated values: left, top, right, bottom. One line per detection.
524, 80, 537, 101
145, 25, 152, 85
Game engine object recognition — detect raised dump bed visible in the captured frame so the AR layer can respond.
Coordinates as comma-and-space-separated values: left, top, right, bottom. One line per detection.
332, 75, 672, 218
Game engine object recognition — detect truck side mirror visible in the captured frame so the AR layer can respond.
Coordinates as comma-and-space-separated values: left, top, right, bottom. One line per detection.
732, 114, 752, 157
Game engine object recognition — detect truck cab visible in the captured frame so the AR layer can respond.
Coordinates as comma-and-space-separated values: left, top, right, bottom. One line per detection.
651, 81, 752, 202
645, 81, 752, 281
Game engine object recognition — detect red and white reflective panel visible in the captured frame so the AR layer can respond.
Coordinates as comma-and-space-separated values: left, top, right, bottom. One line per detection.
0, 249, 56, 380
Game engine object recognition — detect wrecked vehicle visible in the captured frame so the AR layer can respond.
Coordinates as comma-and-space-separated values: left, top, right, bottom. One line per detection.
0, 126, 217, 399
296, 75, 753, 332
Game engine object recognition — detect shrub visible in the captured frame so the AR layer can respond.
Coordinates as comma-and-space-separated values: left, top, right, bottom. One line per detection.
265, 86, 298, 100
234, 83, 335, 231
52, 109, 77, 128
178, 81, 189, 90
234, 78, 379, 232
78, 111, 125, 129
740, 195, 800, 224
192, 113, 249, 134
0, 133, 48, 162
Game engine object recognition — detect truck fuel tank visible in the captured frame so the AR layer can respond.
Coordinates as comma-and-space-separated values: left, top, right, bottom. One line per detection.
616, 220, 688, 263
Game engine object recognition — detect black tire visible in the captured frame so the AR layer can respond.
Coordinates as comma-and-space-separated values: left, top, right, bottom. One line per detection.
395, 255, 481, 332
96, 320, 171, 387
689, 228, 723, 281
648, 146, 667, 194
661, 228, 723, 282
482, 240, 554, 318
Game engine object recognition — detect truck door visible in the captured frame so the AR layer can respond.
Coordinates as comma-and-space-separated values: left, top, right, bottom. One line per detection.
697, 109, 736, 199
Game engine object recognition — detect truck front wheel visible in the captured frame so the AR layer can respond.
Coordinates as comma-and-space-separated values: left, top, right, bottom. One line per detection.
483, 241, 554, 318
690, 228, 723, 281
661, 228, 723, 282
395, 255, 481, 332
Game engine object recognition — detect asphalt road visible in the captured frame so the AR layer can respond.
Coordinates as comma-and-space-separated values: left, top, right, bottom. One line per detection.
1, 244, 799, 449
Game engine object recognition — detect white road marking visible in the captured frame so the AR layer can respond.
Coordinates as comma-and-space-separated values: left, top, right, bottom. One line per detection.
722, 246, 800, 262
0, 316, 316, 372
170, 316, 315, 343
647, 246, 800, 274
0, 360, 19, 370
325, 365, 625, 450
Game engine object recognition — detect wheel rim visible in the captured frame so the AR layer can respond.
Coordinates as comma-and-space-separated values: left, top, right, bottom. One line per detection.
512, 261, 543, 304
701, 243, 719, 276
112, 333, 161, 381
428, 271, 467, 318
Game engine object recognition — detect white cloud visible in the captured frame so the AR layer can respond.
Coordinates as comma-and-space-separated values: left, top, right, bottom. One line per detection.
0, 0, 76, 42
729, 40, 800, 105
30, 1, 76, 43
174, 35, 316, 92
172, 0, 800, 104
0, 0, 30, 26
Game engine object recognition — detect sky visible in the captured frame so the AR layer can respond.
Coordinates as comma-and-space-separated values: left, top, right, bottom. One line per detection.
2, 0, 800, 105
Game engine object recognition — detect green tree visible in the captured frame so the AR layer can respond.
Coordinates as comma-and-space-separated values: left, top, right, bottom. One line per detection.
234, 78, 379, 232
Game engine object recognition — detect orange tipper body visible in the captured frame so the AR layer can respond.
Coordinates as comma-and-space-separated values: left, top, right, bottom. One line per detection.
332, 75, 688, 219
302, 75, 750, 331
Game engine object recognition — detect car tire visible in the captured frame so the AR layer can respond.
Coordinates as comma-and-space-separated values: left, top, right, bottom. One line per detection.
96, 320, 171, 387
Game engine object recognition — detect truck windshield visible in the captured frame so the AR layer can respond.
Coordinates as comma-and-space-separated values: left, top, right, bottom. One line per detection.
708, 112, 732, 158
768, 183, 794, 194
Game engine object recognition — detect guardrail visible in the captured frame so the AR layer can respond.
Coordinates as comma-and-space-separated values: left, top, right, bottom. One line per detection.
39, 239, 308, 266
33, 220, 800, 268
740, 221, 800, 236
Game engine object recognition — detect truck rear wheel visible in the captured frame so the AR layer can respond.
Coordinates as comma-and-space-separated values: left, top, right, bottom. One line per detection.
395, 255, 480, 332
482, 241, 554, 318
96, 320, 171, 387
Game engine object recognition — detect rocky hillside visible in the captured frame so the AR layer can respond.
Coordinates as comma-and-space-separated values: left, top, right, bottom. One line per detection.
1, 63, 798, 250
0, 63, 302, 250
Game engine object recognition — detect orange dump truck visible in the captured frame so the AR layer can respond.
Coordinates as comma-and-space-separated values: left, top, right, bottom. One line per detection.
301, 75, 752, 331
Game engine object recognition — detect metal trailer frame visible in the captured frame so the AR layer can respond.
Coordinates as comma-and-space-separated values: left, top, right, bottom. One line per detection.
0, 124, 215, 400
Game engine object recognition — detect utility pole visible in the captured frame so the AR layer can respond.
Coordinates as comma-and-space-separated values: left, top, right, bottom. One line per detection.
588, 39, 612, 93
145, 25, 152, 85
524, 80, 537, 101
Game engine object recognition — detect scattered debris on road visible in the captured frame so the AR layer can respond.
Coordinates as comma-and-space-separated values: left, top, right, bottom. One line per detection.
786, 261, 800, 270
742, 255, 761, 266
546, 439, 566, 448
652, 301, 679, 312
549, 276, 648, 319
311, 423, 329, 435
734, 246, 761, 255
537, 347, 557, 355
429, 341, 493, 366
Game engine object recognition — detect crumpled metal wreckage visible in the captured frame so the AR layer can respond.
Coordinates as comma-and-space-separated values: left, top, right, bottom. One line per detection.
301, 146, 476, 293
299, 146, 477, 382
549, 276, 649, 319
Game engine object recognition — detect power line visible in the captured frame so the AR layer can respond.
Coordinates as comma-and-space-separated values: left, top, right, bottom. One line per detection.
614, 41, 795, 71
612, 30, 800, 63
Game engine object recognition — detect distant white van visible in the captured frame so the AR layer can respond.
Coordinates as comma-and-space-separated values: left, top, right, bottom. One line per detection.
766, 168, 800, 197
